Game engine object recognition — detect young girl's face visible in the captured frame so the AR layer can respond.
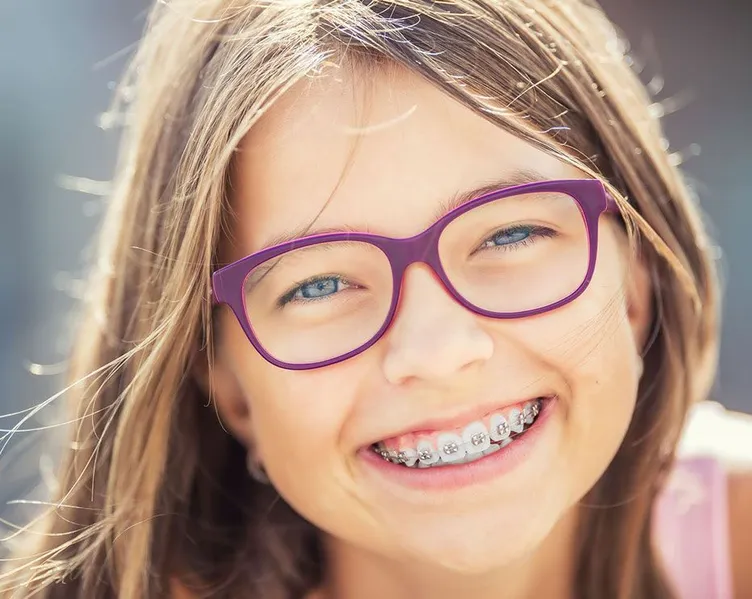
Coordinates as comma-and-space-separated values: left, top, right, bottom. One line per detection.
212, 66, 651, 572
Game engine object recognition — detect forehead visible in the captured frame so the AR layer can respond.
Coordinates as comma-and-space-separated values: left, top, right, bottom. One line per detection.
229, 66, 580, 257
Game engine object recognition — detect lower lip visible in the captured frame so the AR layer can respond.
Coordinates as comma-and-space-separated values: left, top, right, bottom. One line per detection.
358, 397, 557, 491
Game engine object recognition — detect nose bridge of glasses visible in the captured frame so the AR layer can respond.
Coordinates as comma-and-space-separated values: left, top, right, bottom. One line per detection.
381, 225, 445, 284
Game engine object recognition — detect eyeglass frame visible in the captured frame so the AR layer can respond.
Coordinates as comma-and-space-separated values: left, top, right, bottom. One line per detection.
212, 178, 620, 370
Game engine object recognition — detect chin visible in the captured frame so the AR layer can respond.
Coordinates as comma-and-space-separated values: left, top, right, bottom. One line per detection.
387, 511, 560, 574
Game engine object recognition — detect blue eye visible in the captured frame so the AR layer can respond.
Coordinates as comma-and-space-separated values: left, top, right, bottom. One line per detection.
279, 276, 349, 306
490, 227, 531, 245
299, 278, 340, 298
476, 225, 557, 254
481, 225, 535, 249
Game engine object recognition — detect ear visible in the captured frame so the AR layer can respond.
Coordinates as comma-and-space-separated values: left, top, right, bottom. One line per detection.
624, 244, 654, 353
193, 343, 254, 448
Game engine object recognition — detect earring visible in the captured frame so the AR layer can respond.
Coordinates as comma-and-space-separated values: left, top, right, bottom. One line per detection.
247, 453, 270, 485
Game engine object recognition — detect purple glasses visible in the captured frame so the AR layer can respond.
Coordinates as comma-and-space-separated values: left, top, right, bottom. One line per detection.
212, 179, 619, 370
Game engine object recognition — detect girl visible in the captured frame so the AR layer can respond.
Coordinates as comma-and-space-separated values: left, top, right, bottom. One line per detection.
2, 0, 751, 598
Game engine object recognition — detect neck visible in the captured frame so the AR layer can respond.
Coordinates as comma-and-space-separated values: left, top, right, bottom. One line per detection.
318, 508, 579, 599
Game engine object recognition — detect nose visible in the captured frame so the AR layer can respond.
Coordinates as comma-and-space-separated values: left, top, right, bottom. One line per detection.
381, 264, 494, 386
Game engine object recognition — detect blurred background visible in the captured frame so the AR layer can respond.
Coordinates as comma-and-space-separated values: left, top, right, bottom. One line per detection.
0, 0, 750, 510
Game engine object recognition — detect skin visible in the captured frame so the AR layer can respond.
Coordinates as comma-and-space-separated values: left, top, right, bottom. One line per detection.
205, 64, 684, 599
730, 465, 752, 598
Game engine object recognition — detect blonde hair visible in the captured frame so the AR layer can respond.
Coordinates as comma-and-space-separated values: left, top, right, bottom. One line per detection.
1, 0, 720, 597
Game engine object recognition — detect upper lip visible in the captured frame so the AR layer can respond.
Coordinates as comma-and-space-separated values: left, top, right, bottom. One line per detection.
366, 393, 553, 446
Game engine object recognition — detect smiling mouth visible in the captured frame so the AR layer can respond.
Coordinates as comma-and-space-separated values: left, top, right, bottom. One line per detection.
370, 397, 549, 469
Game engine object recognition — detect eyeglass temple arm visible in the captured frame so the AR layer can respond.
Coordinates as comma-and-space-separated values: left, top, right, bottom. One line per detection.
605, 190, 622, 213
211, 274, 222, 306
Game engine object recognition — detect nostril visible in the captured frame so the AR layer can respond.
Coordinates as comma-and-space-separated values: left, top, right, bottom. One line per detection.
381, 325, 493, 385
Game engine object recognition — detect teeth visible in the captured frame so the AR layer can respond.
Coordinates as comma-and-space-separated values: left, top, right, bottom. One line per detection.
523, 401, 536, 425
483, 443, 501, 456
508, 408, 525, 434
416, 440, 439, 466
462, 451, 486, 463
462, 421, 491, 454
437, 433, 466, 463
374, 399, 544, 469
396, 448, 418, 467
489, 413, 510, 442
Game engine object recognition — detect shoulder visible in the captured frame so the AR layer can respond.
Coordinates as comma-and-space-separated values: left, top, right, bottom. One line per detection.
678, 400, 752, 464
678, 401, 752, 598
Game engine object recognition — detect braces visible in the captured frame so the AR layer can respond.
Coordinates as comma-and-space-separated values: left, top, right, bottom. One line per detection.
374, 399, 543, 467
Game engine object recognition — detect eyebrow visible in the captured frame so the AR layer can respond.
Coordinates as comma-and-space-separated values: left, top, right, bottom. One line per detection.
257, 167, 550, 251
430, 167, 552, 223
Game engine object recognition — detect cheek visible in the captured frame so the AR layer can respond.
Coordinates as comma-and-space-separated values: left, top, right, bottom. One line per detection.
523, 223, 637, 380
481, 226, 640, 512
517, 231, 639, 486
227, 328, 369, 526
